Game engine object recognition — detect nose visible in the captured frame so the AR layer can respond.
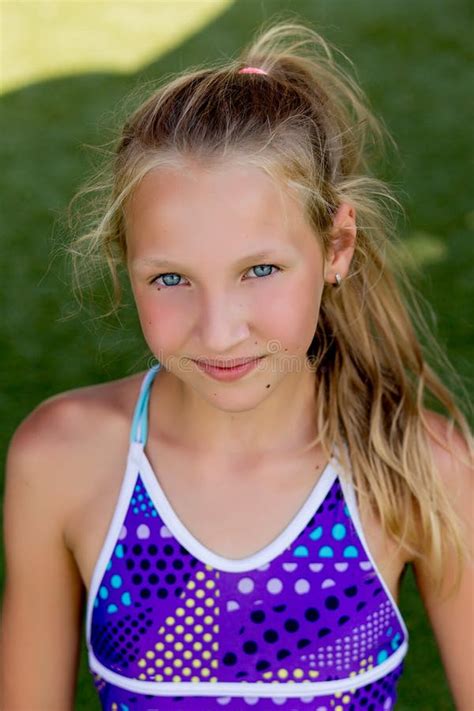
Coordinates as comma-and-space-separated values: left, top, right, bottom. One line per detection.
197, 289, 250, 354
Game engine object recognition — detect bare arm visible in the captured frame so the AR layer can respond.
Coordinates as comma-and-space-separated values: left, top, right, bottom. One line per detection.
0, 399, 86, 711
413, 413, 474, 711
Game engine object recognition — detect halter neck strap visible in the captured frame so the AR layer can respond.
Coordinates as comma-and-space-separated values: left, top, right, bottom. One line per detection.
130, 363, 161, 445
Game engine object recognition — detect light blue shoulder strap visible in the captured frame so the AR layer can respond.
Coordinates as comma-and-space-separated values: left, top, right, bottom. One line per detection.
130, 363, 162, 445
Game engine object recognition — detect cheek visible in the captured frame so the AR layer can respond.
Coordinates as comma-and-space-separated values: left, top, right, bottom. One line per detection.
134, 292, 190, 354
260, 277, 323, 349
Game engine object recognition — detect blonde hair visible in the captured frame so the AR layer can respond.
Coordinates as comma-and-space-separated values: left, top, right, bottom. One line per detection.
67, 19, 472, 592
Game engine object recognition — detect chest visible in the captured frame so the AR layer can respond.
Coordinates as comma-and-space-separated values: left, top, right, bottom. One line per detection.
67, 443, 407, 603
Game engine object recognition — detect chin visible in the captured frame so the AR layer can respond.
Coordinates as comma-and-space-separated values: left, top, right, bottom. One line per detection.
194, 381, 276, 412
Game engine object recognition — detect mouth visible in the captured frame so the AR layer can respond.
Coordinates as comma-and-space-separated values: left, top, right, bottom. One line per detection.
192, 356, 266, 381
193, 356, 264, 369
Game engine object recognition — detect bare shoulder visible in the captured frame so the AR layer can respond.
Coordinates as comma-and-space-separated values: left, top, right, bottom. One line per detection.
6, 371, 146, 535
9, 371, 144, 451
421, 409, 473, 506
409, 419, 474, 708
413, 408, 473, 589
1, 374, 145, 709
8, 370, 146, 455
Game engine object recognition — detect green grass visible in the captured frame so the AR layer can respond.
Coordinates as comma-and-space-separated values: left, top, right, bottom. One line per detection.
1, 1, 472, 709
1, 0, 232, 93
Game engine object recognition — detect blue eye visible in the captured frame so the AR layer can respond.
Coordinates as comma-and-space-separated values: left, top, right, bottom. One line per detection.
247, 264, 280, 279
150, 264, 280, 289
152, 273, 183, 288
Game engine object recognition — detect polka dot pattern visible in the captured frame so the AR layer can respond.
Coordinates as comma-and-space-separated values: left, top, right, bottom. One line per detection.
91, 662, 404, 709
88, 368, 408, 709
90, 475, 406, 709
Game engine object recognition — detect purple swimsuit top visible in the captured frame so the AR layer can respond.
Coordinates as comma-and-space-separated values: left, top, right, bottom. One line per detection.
86, 364, 409, 710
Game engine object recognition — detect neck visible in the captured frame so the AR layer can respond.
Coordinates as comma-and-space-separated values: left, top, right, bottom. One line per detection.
149, 366, 321, 459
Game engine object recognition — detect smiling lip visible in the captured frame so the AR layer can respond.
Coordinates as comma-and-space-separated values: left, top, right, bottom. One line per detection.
194, 357, 263, 368
193, 356, 265, 381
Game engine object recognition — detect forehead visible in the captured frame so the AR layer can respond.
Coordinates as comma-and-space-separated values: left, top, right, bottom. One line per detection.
125, 160, 310, 246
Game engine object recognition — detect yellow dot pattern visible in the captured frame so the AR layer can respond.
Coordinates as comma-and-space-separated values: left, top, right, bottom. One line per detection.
329, 689, 355, 707
129, 558, 377, 691
357, 655, 374, 675
261, 667, 320, 681
137, 564, 220, 683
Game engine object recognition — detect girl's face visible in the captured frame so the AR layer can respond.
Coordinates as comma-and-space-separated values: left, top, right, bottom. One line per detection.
126, 160, 344, 411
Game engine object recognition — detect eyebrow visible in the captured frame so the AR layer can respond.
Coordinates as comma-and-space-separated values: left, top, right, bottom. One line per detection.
131, 249, 293, 270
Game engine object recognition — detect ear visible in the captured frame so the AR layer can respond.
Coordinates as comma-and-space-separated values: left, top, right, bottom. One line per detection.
324, 202, 356, 285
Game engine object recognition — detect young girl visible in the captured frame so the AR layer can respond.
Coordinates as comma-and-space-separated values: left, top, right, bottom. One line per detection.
1, 20, 472, 711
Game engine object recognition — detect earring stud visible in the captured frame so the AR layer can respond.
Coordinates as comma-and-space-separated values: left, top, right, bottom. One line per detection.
334, 273, 342, 286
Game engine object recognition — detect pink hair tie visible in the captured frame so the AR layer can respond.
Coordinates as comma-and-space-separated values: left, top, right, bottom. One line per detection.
238, 66, 268, 75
